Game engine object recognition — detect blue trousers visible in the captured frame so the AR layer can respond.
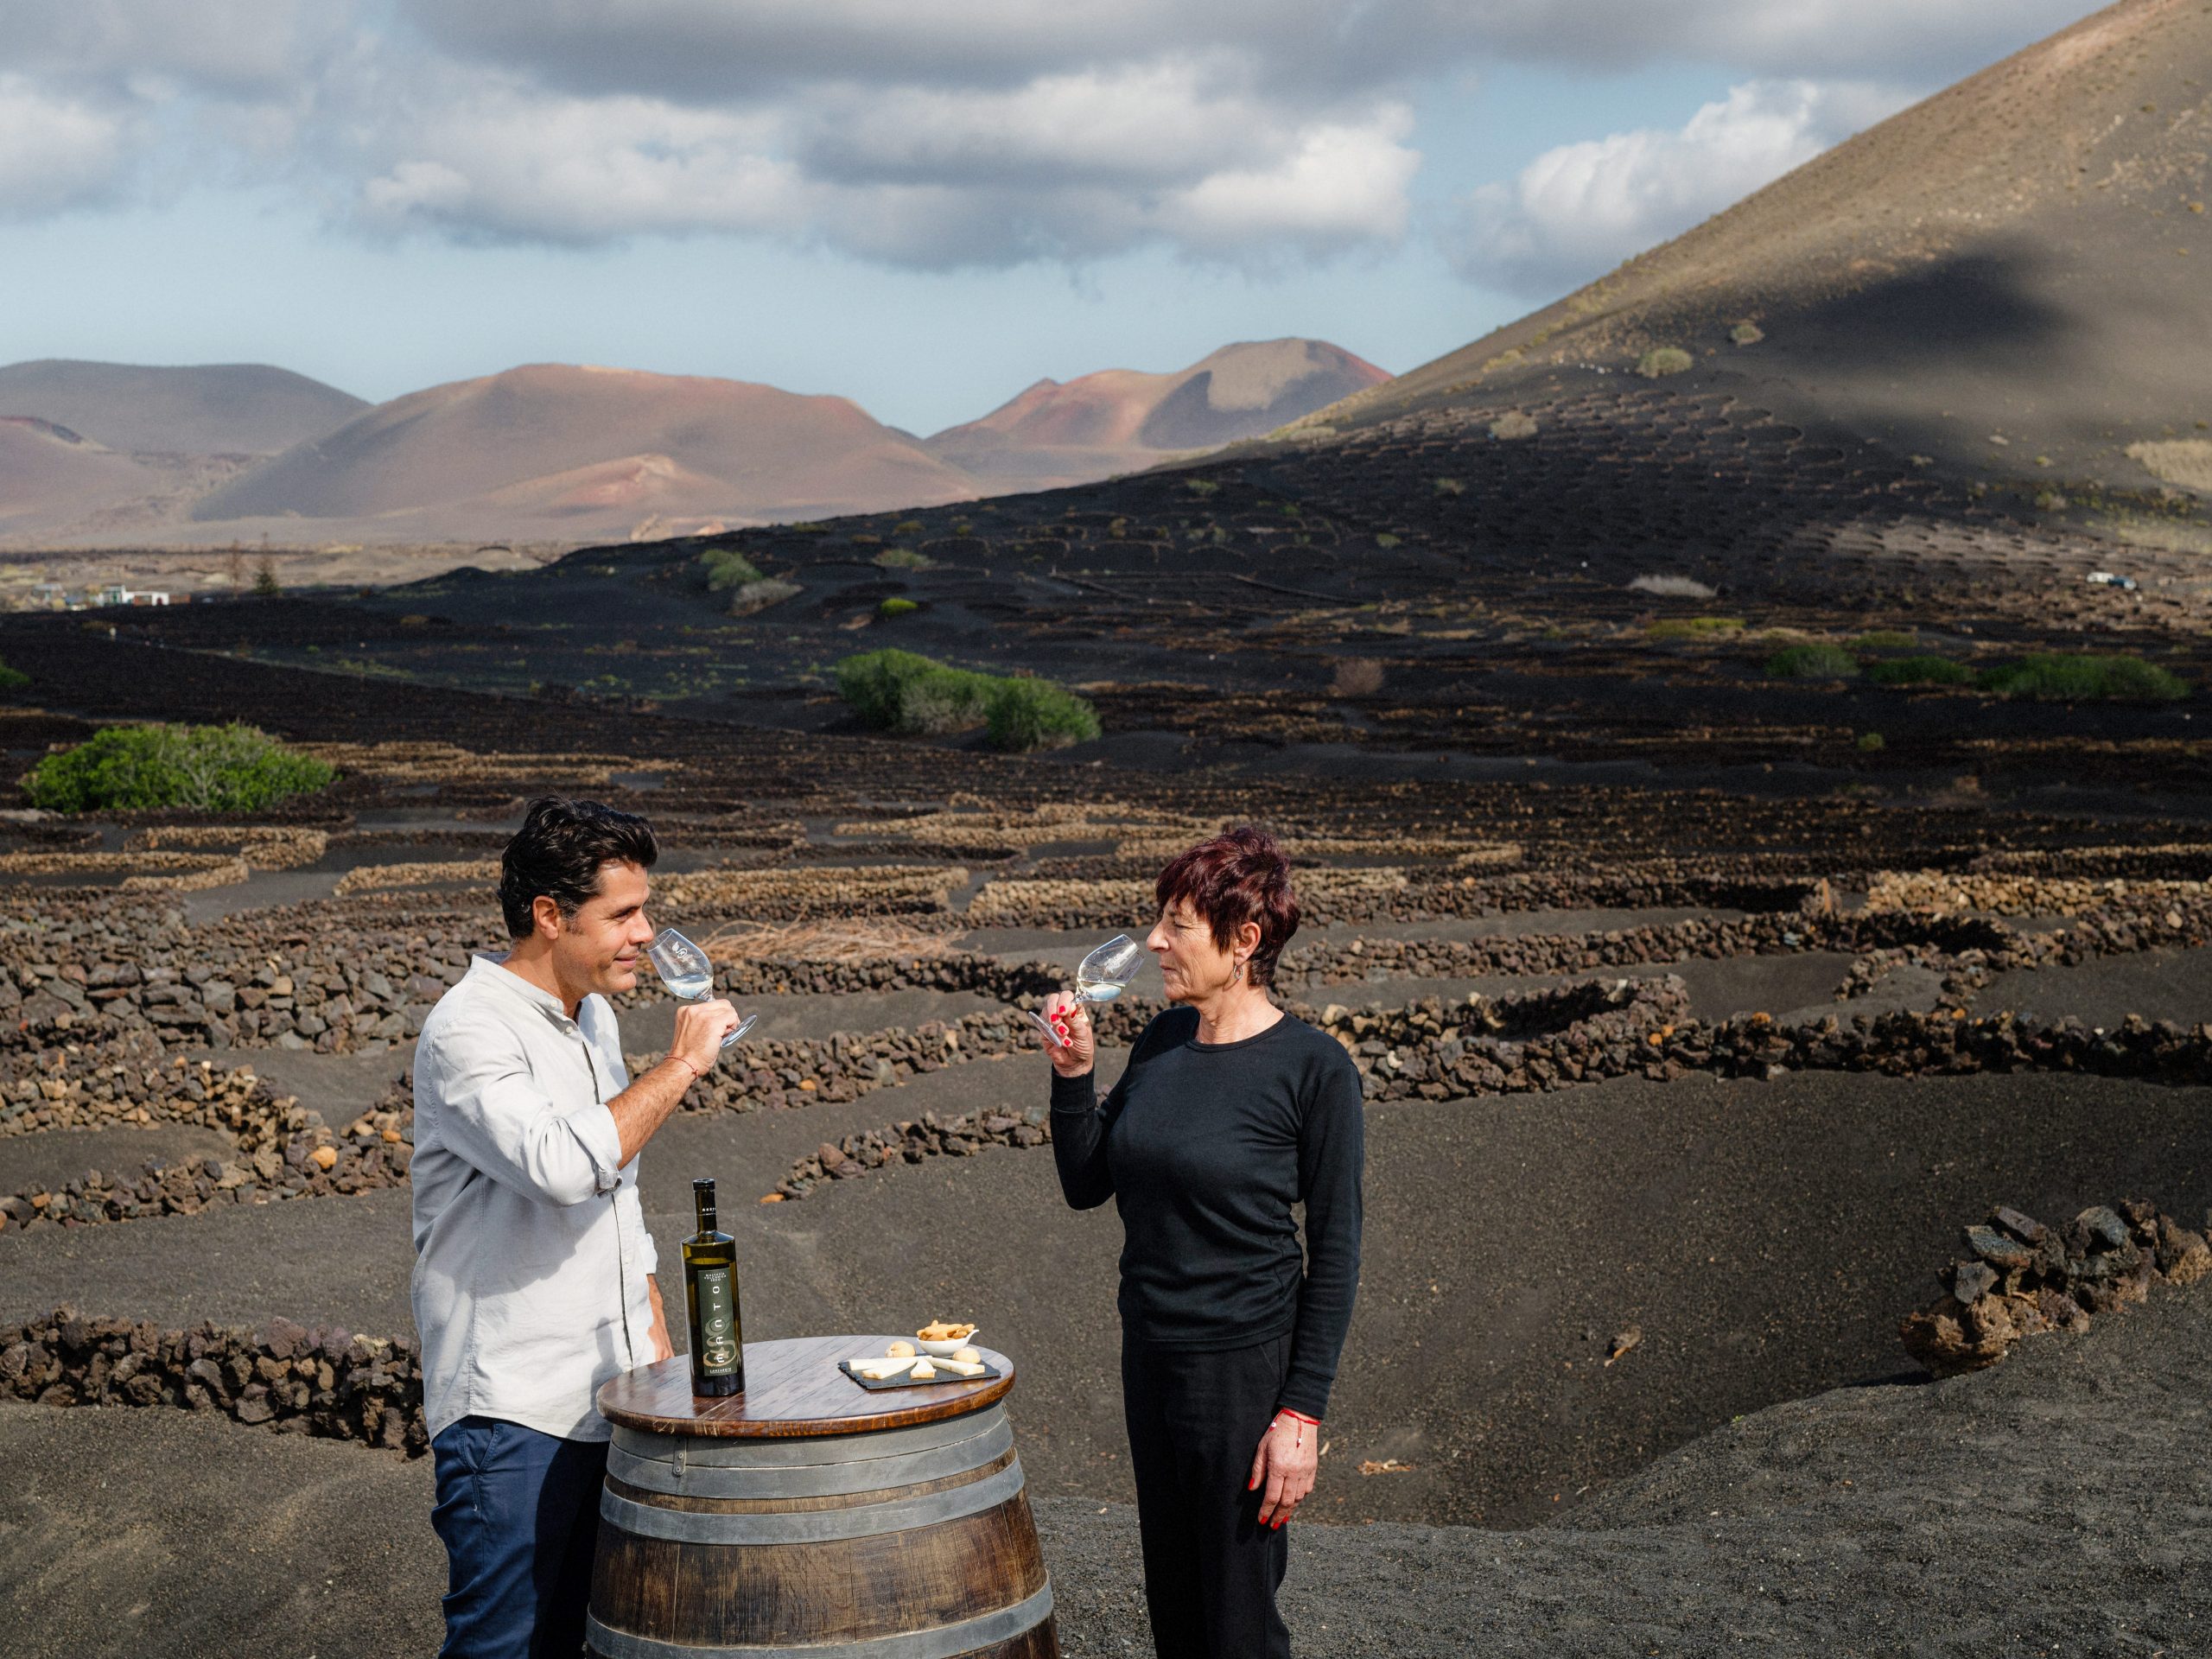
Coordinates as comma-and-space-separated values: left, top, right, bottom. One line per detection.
430, 1415, 609, 1659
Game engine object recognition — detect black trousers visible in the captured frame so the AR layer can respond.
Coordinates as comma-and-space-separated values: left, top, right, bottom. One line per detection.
1121, 1332, 1294, 1659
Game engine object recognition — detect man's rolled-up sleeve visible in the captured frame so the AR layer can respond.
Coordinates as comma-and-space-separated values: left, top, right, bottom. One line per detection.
429, 1020, 622, 1207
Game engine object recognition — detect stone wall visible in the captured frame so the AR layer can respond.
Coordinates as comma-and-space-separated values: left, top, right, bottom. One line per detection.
1900, 1199, 2212, 1377
1, 1307, 427, 1452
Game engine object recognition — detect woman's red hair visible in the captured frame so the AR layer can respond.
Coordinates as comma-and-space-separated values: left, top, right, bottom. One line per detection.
1154, 826, 1300, 988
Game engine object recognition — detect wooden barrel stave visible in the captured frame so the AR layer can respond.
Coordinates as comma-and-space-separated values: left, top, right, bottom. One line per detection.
589, 1389, 1055, 1657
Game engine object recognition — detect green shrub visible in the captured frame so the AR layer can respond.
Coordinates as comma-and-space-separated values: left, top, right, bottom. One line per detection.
0, 656, 26, 691
1637, 346, 1694, 378
1647, 616, 1745, 639
985, 677, 1101, 751
874, 548, 935, 571
1185, 479, 1220, 498
1856, 731, 1885, 752
1766, 644, 1859, 679
700, 548, 764, 591
1728, 321, 1764, 346
878, 597, 918, 618
23, 723, 334, 813
893, 519, 926, 535
1433, 477, 1465, 496
836, 650, 941, 728
1978, 653, 2188, 702
834, 650, 1096, 749
1848, 630, 1918, 652
835, 651, 989, 734
1866, 655, 1976, 687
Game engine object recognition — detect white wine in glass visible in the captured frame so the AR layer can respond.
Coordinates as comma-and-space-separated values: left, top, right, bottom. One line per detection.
1027, 933, 1145, 1046
646, 928, 758, 1050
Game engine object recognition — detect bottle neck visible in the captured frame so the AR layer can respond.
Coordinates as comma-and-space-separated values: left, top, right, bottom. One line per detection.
693, 1185, 718, 1235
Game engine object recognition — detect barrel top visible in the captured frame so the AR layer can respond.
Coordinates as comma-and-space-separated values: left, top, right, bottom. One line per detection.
598, 1336, 1017, 1438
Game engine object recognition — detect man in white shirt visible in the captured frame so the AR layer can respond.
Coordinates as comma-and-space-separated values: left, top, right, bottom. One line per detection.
410, 797, 738, 1659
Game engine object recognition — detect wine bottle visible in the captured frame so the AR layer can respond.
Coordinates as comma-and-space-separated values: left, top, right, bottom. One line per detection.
683, 1177, 744, 1396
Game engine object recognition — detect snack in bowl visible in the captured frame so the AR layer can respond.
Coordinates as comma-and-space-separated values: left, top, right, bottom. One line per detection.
916, 1320, 979, 1357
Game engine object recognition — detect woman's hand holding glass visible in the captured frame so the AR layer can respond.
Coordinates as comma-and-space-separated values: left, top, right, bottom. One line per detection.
1039, 991, 1095, 1078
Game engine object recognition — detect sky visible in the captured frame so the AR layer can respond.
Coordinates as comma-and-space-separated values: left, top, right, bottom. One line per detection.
0, 0, 2094, 435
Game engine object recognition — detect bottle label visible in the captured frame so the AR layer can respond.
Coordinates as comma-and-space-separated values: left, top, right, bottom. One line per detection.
696, 1267, 740, 1374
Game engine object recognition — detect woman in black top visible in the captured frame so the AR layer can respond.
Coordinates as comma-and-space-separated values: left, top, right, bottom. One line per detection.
1044, 827, 1363, 1659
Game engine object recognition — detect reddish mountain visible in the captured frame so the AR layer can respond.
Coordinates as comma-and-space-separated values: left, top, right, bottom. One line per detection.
191, 364, 981, 541
0, 360, 365, 456
0, 418, 167, 539
927, 339, 1389, 491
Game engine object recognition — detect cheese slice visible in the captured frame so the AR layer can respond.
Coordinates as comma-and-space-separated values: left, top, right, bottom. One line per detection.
909, 1359, 938, 1380
932, 1357, 988, 1379
854, 1356, 916, 1381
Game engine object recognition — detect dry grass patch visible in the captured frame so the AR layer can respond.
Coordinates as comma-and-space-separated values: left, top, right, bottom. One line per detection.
1866, 870, 2208, 917
334, 859, 499, 897
836, 801, 1219, 855
297, 742, 674, 787
2126, 439, 2212, 493
0, 850, 252, 891
657, 864, 968, 918
125, 825, 330, 870
701, 918, 958, 967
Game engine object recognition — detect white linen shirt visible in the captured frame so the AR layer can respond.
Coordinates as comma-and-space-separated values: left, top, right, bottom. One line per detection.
410, 954, 658, 1443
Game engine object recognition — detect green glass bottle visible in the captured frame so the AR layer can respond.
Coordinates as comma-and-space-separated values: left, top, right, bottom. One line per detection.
683, 1177, 743, 1397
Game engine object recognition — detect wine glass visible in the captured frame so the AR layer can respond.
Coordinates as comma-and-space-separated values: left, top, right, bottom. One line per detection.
646, 928, 757, 1049
1026, 933, 1145, 1047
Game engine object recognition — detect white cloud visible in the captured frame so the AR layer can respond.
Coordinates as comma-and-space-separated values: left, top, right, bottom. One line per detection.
355, 67, 1419, 268
359, 86, 798, 244
1158, 112, 1421, 256
3, 0, 343, 95
0, 74, 135, 216
401, 0, 2089, 98
0, 0, 2098, 269
1451, 78, 1911, 296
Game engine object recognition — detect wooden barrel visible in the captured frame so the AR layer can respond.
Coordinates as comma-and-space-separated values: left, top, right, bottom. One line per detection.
588, 1336, 1057, 1659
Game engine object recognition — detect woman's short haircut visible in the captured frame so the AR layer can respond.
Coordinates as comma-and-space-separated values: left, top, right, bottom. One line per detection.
1154, 826, 1300, 988
499, 796, 658, 939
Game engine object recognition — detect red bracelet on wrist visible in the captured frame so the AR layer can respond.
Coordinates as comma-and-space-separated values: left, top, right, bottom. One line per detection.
1274, 1408, 1320, 1427
671, 1054, 702, 1081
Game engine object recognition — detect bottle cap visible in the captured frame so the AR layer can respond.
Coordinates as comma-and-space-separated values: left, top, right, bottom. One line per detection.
693, 1177, 716, 1194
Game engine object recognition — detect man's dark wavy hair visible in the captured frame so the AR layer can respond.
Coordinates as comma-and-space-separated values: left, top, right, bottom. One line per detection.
499, 796, 658, 939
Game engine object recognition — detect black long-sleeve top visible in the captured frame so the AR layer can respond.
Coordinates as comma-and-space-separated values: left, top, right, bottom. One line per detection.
1050, 1005, 1364, 1420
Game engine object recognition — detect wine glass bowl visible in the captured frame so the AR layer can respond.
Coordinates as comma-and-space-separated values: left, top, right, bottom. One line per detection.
647, 928, 756, 1048
1074, 933, 1143, 1003
1026, 931, 1146, 1046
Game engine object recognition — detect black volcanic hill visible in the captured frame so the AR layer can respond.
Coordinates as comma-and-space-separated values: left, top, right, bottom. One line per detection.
0, 360, 367, 457
1290, 0, 2211, 505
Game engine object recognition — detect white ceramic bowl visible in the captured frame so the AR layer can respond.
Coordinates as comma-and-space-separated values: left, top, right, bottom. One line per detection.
915, 1330, 979, 1357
